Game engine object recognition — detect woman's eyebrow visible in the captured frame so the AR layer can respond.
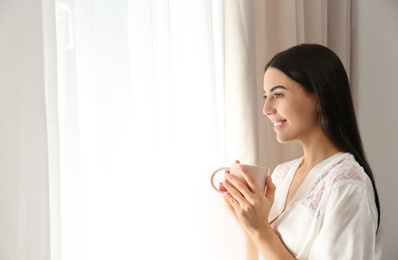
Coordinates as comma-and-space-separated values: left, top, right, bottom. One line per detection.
263, 85, 287, 94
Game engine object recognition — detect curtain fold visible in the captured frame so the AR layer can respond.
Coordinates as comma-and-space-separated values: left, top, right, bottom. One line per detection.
44, 0, 61, 258
224, 0, 260, 165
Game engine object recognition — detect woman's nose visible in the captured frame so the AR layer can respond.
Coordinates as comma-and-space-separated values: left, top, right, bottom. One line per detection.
263, 100, 276, 116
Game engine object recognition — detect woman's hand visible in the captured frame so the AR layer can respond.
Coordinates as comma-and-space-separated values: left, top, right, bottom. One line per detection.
221, 161, 295, 260
222, 160, 276, 236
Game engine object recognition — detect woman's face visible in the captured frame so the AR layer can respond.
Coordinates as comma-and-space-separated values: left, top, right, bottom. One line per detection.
263, 67, 320, 144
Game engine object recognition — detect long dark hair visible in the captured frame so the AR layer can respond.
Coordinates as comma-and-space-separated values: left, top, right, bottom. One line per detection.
265, 44, 380, 232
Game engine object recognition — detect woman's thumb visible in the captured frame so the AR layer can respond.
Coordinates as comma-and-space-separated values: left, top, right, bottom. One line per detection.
265, 176, 276, 203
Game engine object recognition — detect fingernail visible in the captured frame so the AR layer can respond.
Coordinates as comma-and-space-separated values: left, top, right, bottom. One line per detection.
223, 192, 229, 197
223, 180, 228, 186
237, 164, 244, 170
224, 173, 231, 179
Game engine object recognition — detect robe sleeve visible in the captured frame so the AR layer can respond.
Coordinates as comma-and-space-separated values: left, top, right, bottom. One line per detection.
308, 183, 378, 259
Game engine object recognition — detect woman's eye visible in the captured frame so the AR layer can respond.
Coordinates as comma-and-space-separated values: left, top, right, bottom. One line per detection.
263, 95, 267, 100
275, 93, 283, 98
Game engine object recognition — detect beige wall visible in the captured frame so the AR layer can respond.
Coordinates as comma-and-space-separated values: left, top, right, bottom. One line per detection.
352, 0, 398, 259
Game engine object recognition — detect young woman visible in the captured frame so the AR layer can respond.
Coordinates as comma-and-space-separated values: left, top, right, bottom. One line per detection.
220, 44, 381, 259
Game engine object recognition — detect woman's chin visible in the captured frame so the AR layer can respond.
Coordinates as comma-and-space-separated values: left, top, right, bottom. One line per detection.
275, 134, 292, 144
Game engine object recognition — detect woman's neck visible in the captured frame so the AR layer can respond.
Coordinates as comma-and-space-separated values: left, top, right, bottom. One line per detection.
298, 129, 342, 170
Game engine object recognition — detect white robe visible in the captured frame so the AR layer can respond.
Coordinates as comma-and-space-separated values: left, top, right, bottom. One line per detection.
262, 152, 382, 260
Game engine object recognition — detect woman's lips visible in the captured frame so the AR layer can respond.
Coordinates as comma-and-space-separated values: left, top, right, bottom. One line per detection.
273, 120, 287, 130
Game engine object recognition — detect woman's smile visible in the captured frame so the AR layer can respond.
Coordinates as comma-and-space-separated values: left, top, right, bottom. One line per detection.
273, 120, 287, 130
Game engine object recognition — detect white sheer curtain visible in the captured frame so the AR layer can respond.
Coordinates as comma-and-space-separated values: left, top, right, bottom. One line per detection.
56, 0, 239, 259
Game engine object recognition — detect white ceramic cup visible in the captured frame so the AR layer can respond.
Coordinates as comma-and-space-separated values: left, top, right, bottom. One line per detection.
210, 163, 270, 194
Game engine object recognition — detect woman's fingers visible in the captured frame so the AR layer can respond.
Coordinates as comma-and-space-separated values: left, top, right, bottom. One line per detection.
222, 189, 240, 220
223, 188, 244, 217
223, 177, 247, 205
219, 182, 228, 192
235, 164, 263, 196
219, 170, 230, 192
223, 161, 267, 206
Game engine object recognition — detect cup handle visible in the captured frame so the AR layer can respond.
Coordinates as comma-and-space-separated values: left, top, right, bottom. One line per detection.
210, 167, 229, 194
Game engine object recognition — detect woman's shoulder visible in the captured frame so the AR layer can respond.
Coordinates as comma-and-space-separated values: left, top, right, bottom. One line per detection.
323, 153, 370, 189
310, 152, 376, 207
295, 153, 376, 219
